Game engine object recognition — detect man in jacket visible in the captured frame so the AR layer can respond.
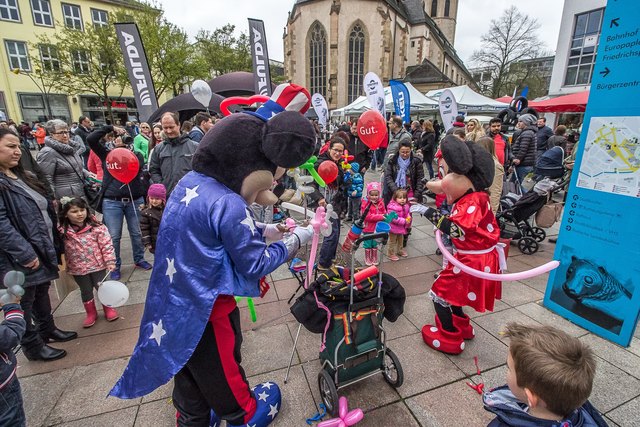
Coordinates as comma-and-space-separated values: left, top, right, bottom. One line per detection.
385, 116, 412, 168
487, 118, 512, 171
73, 116, 92, 166
511, 114, 538, 193
535, 117, 554, 158
149, 112, 198, 195
188, 112, 214, 143
348, 122, 372, 175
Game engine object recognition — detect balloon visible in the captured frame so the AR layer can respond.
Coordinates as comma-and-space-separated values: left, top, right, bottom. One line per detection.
98, 280, 130, 307
434, 230, 560, 281
318, 397, 363, 427
106, 148, 139, 184
191, 79, 213, 108
318, 161, 338, 184
357, 110, 387, 150
299, 156, 326, 187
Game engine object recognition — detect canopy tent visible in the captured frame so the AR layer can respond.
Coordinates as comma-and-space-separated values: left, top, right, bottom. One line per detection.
331, 82, 438, 116
426, 85, 508, 111
528, 90, 590, 113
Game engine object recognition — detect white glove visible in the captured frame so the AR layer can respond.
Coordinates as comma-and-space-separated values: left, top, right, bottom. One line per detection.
281, 225, 314, 258
292, 225, 314, 247
256, 222, 284, 241
410, 204, 429, 216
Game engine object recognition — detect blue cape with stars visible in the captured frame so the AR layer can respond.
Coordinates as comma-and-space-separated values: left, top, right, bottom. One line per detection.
110, 171, 289, 398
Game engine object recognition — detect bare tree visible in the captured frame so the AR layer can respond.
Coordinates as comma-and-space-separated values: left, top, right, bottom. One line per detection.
471, 6, 544, 98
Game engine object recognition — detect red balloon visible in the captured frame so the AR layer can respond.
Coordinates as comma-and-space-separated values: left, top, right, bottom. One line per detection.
106, 148, 140, 184
318, 160, 338, 184
357, 110, 388, 150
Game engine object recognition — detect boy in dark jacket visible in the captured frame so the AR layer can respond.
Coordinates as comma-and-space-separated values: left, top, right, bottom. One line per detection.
140, 184, 166, 254
484, 323, 608, 427
0, 283, 27, 426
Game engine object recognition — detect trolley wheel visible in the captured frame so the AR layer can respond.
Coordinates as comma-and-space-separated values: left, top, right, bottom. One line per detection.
518, 237, 539, 254
527, 227, 546, 242
318, 369, 339, 417
382, 348, 404, 388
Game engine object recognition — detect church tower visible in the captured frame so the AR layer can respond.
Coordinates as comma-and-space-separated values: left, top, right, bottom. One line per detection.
427, 0, 458, 45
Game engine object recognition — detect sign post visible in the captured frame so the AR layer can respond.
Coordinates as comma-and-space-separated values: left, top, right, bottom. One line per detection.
543, 0, 640, 346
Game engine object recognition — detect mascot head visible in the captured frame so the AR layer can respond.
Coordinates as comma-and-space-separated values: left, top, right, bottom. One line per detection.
439, 135, 495, 204
192, 84, 316, 206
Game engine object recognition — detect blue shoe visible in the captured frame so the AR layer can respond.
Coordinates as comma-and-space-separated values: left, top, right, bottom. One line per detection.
110, 269, 121, 280
209, 410, 221, 427
135, 260, 152, 270
243, 382, 282, 427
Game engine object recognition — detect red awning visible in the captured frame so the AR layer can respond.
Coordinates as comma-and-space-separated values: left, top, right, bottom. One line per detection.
529, 91, 590, 113
495, 96, 513, 104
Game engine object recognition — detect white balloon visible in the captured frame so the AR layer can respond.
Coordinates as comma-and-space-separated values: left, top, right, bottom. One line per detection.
191, 80, 212, 108
98, 280, 130, 308
297, 185, 315, 194
297, 175, 314, 184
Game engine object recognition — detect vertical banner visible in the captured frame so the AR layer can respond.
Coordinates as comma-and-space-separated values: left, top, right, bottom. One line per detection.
114, 23, 159, 122
363, 72, 386, 118
543, 0, 640, 346
389, 80, 411, 124
248, 18, 272, 97
311, 93, 329, 133
438, 89, 458, 131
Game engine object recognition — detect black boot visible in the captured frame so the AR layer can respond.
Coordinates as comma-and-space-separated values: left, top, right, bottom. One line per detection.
24, 344, 67, 362
43, 328, 78, 343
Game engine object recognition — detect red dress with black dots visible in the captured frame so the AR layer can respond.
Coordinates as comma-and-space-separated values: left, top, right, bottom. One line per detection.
431, 191, 502, 312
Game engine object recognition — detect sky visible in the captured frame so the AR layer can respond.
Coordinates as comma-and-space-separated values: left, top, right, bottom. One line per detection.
157, 0, 563, 63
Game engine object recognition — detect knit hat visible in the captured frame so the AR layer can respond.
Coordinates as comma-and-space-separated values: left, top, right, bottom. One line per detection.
366, 181, 381, 195
350, 162, 360, 173
147, 184, 166, 202
518, 113, 537, 126
441, 135, 495, 191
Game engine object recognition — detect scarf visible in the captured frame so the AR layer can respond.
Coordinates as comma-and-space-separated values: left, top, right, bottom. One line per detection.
395, 156, 411, 188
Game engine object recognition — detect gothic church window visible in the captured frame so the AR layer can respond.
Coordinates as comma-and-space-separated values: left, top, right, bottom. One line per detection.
431, 0, 437, 17
444, 0, 450, 17
348, 23, 366, 104
308, 22, 327, 97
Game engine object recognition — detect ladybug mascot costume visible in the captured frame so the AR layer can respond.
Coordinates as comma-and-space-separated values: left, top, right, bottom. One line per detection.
411, 135, 505, 355
110, 84, 317, 427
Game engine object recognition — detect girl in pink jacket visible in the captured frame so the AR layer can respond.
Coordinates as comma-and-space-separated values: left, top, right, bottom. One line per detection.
386, 189, 412, 261
361, 182, 386, 265
58, 197, 117, 327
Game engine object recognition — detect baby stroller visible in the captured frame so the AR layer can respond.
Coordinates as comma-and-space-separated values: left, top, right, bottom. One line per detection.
497, 177, 565, 254
534, 146, 565, 180
289, 231, 406, 416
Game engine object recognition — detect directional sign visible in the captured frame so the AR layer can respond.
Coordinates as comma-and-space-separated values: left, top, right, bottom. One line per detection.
543, 0, 640, 347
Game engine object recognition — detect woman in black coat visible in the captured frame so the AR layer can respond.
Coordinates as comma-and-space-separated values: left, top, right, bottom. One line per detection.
383, 140, 425, 206
0, 129, 77, 361
418, 120, 437, 179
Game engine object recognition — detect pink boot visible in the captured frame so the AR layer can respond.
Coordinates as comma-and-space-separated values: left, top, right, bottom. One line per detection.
103, 305, 119, 322
364, 249, 373, 266
371, 249, 379, 265
82, 299, 98, 328
421, 322, 465, 355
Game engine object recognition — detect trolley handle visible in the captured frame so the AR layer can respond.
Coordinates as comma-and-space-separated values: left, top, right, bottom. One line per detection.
355, 232, 388, 246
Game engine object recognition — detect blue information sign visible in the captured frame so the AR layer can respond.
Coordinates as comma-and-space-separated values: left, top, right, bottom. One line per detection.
543, 0, 640, 346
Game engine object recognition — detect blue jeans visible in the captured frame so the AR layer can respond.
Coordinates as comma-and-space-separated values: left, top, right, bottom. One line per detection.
102, 197, 146, 268
318, 216, 340, 268
0, 377, 26, 427
514, 166, 534, 193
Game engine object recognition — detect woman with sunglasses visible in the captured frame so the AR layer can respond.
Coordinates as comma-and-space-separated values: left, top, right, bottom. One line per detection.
36, 119, 89, 201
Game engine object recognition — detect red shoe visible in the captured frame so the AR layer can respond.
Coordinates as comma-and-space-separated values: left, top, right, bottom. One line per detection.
82, 299, 98, 328
103, 305, 119, 322
421, 323, 465, 355
436, 313, 475, 340
452, 313, 475, 340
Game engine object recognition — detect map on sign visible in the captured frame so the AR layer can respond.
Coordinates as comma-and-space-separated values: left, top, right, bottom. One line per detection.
577, 116, 640, 198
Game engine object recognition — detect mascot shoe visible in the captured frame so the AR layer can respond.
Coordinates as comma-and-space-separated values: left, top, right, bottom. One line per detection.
208, 382, 281, 427
421, 322, 465, 355
435, 313, 475, 340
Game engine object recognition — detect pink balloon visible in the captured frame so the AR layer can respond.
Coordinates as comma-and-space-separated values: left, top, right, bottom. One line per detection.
318, 419, 345, 427
318, 396, 364, 427
338, 397, 348, 419
343, 409, 364, 425
435, 230, 560, 281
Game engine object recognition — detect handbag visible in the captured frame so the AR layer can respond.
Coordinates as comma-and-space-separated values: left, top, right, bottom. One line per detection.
535, 201, 563, 228
59, 155, 104, 212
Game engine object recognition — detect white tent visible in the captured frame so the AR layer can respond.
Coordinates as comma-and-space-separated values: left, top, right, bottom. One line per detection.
331, 82, 438, 117
425, 85, 508, 111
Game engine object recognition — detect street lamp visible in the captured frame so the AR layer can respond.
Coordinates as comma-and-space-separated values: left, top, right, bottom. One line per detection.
11, 67, 53, 120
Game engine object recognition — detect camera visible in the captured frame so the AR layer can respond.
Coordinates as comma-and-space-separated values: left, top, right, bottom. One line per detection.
121, 134, 133, 145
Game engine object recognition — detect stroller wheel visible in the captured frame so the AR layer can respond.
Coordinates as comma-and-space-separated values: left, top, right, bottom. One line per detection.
527, 227, 546, 242
518, 237, 539, 255
382, 348, 404, 388
318, 369, 339, 416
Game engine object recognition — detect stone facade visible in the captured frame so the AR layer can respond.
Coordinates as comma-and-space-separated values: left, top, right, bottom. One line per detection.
284, 0, 473, 109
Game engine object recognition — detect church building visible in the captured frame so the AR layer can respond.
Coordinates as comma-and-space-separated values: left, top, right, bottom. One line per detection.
283, 0, 476, 109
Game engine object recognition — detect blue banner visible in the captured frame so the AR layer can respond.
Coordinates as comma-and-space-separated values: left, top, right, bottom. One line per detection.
543, 0, 640, 346
390, 80, 410, 123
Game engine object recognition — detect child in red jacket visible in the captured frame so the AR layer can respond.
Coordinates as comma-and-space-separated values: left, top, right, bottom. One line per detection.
361, 182, 386, 265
